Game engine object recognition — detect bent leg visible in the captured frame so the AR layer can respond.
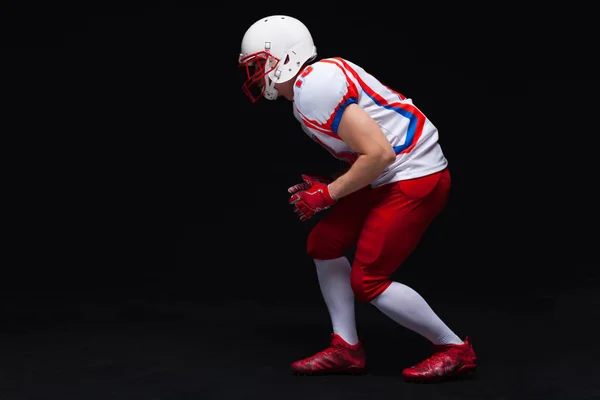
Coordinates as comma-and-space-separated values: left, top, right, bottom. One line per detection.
351, 169, 462, 344
307, 186, 372, 344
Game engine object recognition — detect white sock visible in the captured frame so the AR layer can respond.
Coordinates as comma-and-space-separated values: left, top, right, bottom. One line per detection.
371, 281, 463, 345
315, 257, 359, 345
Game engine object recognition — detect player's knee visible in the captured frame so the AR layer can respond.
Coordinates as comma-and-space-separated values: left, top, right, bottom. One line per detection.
306, 225, 345, 260
350, 266, 391, 303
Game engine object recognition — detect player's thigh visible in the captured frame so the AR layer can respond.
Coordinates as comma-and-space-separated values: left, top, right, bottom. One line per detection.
355, 169, 450, 274
308, 186, 373, 257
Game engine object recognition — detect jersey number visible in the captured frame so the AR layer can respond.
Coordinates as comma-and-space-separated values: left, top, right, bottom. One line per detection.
295, 66, 314, 88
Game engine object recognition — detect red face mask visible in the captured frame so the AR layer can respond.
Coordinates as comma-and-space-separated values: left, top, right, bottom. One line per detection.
238, 51, 280, 103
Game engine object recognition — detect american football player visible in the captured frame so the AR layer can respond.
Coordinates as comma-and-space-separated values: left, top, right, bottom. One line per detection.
238, 15, 477, 383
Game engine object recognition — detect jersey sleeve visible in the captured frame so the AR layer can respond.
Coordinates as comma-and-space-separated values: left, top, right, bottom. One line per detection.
293, 61, 361, 135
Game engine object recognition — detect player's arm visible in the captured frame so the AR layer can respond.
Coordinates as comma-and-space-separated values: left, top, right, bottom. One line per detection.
327, 104, 396, 200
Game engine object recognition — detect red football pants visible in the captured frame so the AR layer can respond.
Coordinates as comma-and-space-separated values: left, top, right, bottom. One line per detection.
307, 168, 451, 303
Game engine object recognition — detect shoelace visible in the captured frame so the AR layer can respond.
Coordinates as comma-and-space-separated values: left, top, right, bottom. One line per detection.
307, 345, 343, 361
414, 350, 450, 369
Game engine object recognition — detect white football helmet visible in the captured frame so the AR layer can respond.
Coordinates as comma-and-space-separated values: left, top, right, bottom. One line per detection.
238, 15, 317, 102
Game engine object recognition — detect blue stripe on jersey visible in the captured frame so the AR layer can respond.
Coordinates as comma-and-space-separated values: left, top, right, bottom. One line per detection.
392, 108, 417, 154
331, 98, 358, 134
362, 91, 417, 154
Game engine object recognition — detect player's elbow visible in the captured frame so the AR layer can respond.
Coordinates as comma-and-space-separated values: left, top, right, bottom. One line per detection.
377, 146, 396, 166
365, 147, 395, 170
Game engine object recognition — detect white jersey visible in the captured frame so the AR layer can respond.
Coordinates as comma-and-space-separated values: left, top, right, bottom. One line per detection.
292, 57, 448, 187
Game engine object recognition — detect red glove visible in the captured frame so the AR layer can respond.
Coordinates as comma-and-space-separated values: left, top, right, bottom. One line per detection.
287, 174, 332, 195
288, 174, 337, 221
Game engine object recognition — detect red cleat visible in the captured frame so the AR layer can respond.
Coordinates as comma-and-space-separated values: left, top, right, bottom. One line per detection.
402, 336, 477, 383
291, 333, 366, 375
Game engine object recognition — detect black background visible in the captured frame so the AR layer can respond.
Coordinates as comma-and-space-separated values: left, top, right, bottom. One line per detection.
1, 3, 599, 399
2, 0, 598, 334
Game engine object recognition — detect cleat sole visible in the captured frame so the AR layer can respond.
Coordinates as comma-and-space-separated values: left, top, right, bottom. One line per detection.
403, 365, 478, 383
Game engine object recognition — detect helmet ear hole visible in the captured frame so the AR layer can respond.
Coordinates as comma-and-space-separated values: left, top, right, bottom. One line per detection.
284, 54, 290, 65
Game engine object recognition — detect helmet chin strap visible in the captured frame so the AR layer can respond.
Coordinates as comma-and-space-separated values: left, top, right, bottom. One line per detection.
263, 72, 279, 100
264, 86, 278, 100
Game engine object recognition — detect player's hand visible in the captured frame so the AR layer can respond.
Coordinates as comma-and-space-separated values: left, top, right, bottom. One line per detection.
287, 174, 332, 194
288, 174, 337, 221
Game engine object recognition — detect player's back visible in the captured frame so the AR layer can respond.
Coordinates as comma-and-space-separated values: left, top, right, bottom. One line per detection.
293, 57, 448, 186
